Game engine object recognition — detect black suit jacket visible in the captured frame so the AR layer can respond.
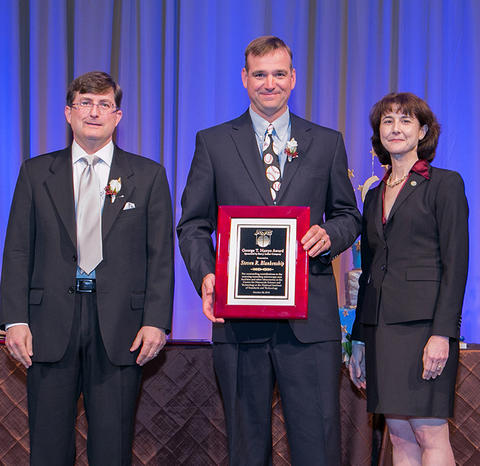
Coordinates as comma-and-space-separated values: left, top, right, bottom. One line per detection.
177, 111, 361, 343
0, 146, 174, 365
352, 166, 469, 341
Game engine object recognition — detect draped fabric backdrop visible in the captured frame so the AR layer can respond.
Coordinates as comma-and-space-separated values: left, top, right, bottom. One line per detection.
1, 0, 479, 342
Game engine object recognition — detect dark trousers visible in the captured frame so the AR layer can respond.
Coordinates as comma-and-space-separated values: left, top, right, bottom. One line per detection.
27, 293, 142, 466
213, 322, 342, 466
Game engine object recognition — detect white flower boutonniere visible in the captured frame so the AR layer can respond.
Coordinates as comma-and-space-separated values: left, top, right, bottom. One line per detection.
285, 138, 298, 162
105, 177, 121, 203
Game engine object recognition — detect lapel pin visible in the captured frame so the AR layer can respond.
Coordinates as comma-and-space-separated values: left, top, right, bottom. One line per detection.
410, 180, 417, 186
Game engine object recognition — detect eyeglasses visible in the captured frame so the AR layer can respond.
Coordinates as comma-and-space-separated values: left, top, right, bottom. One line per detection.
70, 100, 118, 115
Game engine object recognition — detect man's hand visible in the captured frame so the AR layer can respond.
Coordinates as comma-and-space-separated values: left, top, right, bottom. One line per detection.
130, 326, 166, 366
422, 335, 449, 380
6, 325, 33, 369
349, 342, 366, 389
201, 273, 224, 323
301, 225, 331, 257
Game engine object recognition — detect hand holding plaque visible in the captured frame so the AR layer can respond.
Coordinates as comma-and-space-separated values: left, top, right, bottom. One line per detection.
214, 206, 310, 319
201, 273, 225, 323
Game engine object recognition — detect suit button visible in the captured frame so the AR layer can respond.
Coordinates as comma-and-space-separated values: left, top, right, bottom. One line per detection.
380, 265, 386, 271
68, 286, 75, 294
72, 255, 77, 262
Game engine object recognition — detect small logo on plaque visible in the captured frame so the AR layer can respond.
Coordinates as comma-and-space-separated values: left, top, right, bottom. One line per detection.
255, 229, 273, 247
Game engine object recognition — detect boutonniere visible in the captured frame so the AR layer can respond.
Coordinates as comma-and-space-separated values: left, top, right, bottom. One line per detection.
105, 177, 121, 203
285, 138, 298, 162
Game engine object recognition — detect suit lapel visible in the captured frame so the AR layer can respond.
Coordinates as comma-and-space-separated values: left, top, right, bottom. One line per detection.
230, 111, 272, 205
386, 172, 426, 224
45, 148, 76, 247
102, 147, 135, 240
277, 114, 312, 203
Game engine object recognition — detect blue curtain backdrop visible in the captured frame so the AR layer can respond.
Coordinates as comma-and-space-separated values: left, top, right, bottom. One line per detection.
1, 0, 479, 342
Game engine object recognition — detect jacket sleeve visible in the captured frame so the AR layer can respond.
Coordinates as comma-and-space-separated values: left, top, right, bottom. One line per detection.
176, 131, 217, 295
351, 189, 375, 341
142, 166, 175, 332
321, 133, 362, 260
0, 162, 35, 326
431, 171, 469, 338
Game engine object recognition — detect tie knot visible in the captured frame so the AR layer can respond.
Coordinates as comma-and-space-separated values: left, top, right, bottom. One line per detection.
266, 124, 274, 136
82, 155, 99, 167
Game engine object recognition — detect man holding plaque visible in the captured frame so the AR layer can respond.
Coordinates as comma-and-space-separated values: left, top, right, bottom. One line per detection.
177, 36, 361, 465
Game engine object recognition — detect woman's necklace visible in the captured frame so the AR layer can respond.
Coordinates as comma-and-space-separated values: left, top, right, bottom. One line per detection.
386, 172, 409, 188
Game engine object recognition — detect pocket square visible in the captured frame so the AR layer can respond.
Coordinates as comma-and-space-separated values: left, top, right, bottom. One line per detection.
123, 202, 136, 211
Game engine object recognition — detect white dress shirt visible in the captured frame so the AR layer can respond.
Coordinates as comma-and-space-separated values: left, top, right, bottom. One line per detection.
72, 139, 113, 210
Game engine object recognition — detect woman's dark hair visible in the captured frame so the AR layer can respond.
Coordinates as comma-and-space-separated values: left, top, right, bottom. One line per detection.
370, 92, 440, 165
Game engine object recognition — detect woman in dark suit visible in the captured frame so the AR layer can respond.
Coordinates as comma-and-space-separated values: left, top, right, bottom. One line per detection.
349, 92, 468, 465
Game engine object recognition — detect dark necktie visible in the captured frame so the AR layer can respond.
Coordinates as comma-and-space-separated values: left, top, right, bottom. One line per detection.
262, 124, 281, 201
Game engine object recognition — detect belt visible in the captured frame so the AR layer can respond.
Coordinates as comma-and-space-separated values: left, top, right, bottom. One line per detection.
76, 278, 96, 293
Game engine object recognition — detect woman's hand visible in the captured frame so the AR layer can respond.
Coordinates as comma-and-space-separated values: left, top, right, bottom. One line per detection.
349, 342, 366, 389
422, 335, 449, 380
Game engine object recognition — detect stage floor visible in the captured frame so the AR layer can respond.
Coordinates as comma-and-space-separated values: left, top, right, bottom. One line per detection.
0, 343, 478, 465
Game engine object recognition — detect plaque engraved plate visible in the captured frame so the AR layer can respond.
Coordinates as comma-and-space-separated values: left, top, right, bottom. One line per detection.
236, 227, 287, 297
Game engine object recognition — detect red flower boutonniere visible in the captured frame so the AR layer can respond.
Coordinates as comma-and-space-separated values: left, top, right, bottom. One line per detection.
105, 177, 121, 203
285, 138, 298, 162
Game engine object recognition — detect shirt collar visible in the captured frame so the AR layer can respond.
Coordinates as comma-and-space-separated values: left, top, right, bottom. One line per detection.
249, 106, 290, 141
72, 140, 114, 167
411, 159, 430, 179
382, 159, 430, 183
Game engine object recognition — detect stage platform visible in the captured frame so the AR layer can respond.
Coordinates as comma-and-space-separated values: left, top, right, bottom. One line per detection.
0, 342, 478, 465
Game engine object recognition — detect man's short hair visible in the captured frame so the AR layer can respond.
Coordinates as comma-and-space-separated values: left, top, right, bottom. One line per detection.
244, 36, 293, 71
66, 71, 123, 108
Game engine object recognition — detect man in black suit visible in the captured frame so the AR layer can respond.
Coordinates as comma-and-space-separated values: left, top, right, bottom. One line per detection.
0, 71, 174, 465
177, 36, 361, 465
